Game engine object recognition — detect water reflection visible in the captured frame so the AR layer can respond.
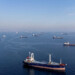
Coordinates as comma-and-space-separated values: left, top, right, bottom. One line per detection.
48, 72, 66, 75
28, 68, 34, 75
23, 65, 35, 75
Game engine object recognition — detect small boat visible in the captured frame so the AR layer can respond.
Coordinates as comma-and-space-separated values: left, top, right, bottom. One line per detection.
53, 36, 63, 39
23, 52, 66, 72
16, 32, 18, 34
64, 42, 75, 46
61, 33, 68, 35
2, 35, 6, 38
20, 35, 28, 38
32, 34, 39, 37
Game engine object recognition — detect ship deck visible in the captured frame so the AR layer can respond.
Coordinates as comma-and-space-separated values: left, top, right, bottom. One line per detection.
27, 60, 60, 65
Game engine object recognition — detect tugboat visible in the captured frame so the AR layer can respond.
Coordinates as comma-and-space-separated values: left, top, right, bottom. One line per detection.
64, 42, 75, 46
23, 52, 66, 71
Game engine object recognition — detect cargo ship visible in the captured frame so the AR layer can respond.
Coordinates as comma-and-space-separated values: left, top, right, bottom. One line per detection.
23, 52, 66, 71
64, 42, 75, 46
53, 36, 63, 39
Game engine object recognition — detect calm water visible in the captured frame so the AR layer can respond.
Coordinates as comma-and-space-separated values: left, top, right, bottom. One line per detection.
0, 32, 75, 75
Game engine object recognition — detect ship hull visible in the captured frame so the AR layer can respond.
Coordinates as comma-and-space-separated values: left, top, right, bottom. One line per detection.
23, 61, 65, 71
53, 38, 63, 39
53, 37, 63, 39
64, 44, 75, 46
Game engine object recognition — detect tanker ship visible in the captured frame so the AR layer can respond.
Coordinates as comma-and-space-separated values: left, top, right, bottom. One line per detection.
23, 52, 66, 71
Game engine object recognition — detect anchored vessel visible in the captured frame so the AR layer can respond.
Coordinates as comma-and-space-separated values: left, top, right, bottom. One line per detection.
32, 34, 39, 37
2, 35, 6, 38
23, 52, 66, 71
53, 36, 63, 39
64, 42, 75, 46
20, 35, 28, 38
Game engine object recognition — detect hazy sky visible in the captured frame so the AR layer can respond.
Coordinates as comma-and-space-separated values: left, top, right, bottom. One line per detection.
0, 0, 75, 32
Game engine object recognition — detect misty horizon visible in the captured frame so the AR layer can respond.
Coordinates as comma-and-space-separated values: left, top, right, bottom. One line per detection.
0, 0, 75, 32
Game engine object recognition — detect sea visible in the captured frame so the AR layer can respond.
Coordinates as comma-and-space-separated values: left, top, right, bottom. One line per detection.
0, 32, 75, 75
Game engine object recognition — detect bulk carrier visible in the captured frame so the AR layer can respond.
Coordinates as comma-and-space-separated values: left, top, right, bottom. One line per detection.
23, 52, 66, 72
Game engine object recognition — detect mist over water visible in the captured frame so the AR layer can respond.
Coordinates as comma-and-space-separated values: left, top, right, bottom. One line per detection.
0, 32, 75, 75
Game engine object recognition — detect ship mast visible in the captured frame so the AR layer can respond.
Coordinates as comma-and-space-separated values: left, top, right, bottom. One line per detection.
31, 53, 34, 61
29, 52, 31, 57
49, 54, 51, 63
60, 59, 62, 64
